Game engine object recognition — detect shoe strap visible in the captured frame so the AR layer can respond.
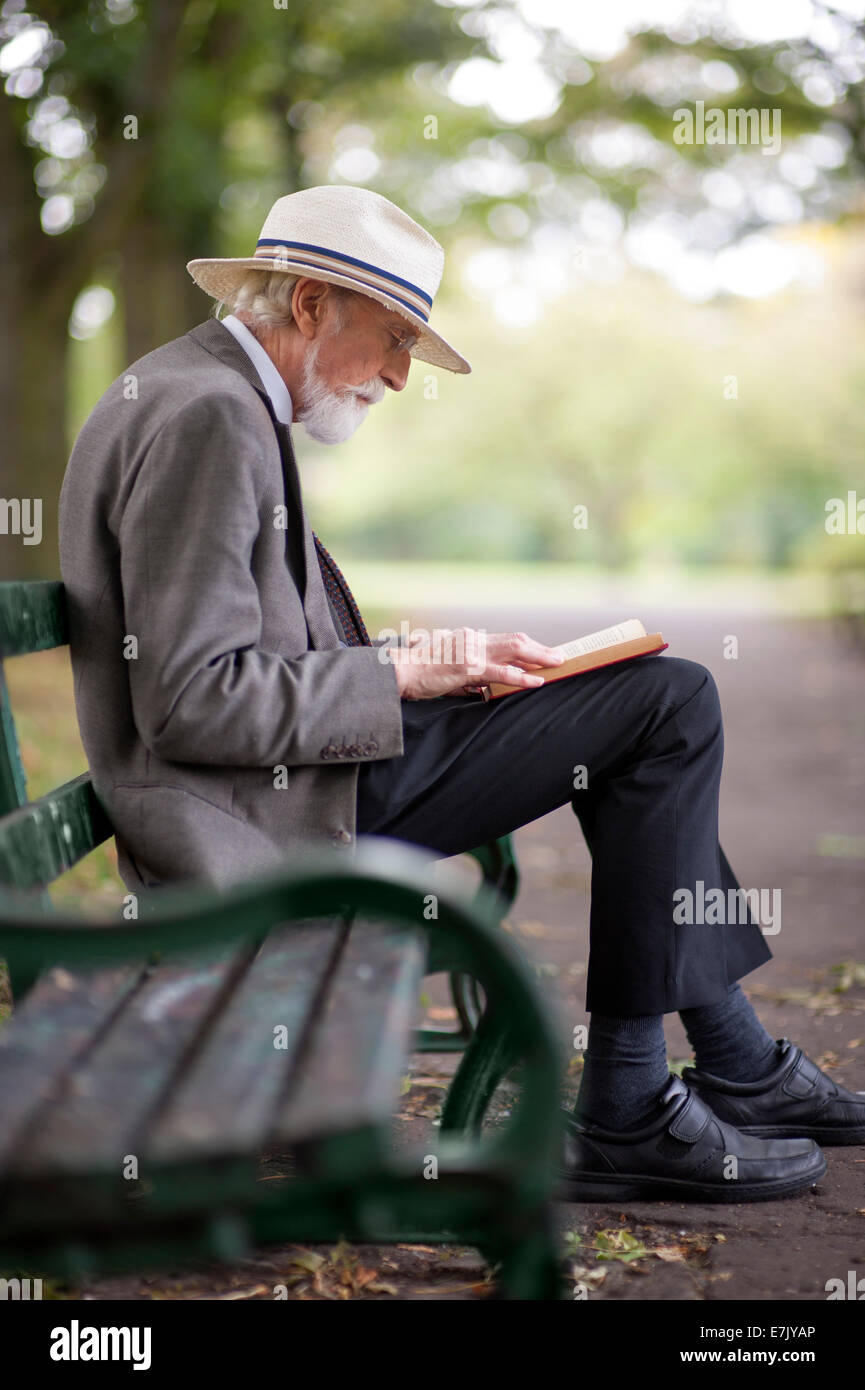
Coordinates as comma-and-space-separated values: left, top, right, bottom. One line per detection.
668, 1089, 711, 1143
781, 1048, 822, 1099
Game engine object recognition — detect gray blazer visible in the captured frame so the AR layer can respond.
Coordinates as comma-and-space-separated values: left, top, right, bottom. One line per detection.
58, 318, 405, 891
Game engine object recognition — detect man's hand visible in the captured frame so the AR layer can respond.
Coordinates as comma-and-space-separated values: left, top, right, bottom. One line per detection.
384, 628, 565, 700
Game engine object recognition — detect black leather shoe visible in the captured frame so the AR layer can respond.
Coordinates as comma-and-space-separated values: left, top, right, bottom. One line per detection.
557, 1075, 826, 1203
682, 1037, 865, 1145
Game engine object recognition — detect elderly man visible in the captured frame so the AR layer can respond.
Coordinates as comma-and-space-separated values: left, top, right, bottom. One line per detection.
59, 184, 865, 1206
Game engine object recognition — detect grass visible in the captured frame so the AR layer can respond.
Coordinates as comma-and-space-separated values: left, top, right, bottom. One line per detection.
4, 647, 123, 914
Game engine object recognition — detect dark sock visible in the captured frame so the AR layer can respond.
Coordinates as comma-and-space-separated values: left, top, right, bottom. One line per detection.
679, 982, 780, 1082
574, 1013, 670, 1131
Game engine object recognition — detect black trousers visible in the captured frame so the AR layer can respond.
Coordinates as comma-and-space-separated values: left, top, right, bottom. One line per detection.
355, 655, 773, 1016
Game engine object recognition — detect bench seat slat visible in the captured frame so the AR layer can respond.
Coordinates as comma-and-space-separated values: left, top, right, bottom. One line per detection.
146, 921, 348, 1164
0, 963, 144, 1175
271, 921, 427, 1147
5, 945, 253, 1176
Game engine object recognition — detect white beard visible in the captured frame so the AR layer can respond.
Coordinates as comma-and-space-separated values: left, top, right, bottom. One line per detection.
295, 336, 380, 445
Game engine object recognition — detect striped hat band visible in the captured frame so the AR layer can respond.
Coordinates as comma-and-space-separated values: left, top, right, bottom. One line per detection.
253, 238, 433, 323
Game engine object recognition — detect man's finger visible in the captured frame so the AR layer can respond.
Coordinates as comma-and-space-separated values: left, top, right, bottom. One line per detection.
487, 664, 546, 688
497, 634, 564, 666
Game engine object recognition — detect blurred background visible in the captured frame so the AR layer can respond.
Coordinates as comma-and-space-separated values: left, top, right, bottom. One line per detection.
1, 0, 864, 916
1, 0, 863, 582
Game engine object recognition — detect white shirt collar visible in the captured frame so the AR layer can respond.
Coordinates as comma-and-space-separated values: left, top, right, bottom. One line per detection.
221, 316, 350, 646
220, 314, 294, 425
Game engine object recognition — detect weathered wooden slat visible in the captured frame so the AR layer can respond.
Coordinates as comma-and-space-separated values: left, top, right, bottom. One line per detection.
0, 581, 68, 658
8, 944, 254, 1177
270, 920, 426, 1146
0, 661, 28, 816
146, 920, 347, 1164
0, 963, 145, 1176
0, 774, 112, 891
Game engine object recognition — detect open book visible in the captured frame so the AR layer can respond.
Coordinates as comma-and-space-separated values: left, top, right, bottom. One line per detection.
482, 618, 668, 701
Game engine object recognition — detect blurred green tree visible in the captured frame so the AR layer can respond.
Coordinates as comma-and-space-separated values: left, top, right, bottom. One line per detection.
1, 0, 862, 578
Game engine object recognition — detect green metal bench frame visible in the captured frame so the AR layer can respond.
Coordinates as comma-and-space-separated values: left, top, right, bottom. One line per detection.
0, 580, 565, 1299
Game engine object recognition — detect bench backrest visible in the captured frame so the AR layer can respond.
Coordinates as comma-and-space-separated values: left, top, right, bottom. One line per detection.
0, 581, 111, 896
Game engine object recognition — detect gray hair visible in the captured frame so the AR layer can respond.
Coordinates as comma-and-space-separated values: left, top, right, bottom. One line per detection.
215, 269, 354, 331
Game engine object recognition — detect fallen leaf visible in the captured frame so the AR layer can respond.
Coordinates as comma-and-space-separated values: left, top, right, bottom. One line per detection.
287, 1251, 326, 1275
593, 1227, 651, 1263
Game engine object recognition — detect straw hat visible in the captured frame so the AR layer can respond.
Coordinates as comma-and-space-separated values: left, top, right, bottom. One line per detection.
186, 184, 470, 375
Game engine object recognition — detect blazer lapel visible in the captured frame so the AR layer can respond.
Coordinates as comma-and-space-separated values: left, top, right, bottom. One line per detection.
185, 319, 340, 651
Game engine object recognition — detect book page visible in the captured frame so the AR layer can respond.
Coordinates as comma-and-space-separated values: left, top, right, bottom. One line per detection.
555, 618, 646, 661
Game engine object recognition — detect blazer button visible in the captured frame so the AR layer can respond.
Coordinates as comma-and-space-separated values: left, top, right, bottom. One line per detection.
347, 743, 364, 757
330, 829, 352, 846
335, 746, 348, 759
320, 744, 339, 760
362, 740, 378, 756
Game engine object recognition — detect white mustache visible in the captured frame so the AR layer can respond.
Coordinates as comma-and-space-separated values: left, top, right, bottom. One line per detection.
354, 386, 384, 406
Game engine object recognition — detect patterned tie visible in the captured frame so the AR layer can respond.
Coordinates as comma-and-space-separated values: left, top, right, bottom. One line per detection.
312, 532, 371, 647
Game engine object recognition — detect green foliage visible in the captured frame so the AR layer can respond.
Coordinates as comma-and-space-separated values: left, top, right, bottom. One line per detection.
7, 0, 865, 579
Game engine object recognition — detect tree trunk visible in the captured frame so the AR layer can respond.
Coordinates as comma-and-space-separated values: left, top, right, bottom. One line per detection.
0, 87, 72, 581
120, 214, 209, 365
3, 297, 74, 581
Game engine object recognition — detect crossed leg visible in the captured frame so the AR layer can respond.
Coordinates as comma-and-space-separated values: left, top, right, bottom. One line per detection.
356, 653, 772, 1018
357, 656, 865, 1188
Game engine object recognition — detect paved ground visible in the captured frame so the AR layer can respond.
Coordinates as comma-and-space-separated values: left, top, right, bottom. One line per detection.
70, 607, 865, 1301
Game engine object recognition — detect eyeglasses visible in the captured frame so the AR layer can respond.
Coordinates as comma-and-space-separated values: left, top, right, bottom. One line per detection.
385, 323, 419, 356
354, 294, 418, 356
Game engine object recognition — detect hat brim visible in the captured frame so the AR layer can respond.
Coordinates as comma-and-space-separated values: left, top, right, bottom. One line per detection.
186, 257, 471, 375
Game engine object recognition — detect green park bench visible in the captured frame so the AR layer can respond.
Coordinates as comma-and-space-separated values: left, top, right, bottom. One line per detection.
0, 580, 565, 1300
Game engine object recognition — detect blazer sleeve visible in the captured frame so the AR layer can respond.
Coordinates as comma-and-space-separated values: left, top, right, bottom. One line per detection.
117, 394, 404, 768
